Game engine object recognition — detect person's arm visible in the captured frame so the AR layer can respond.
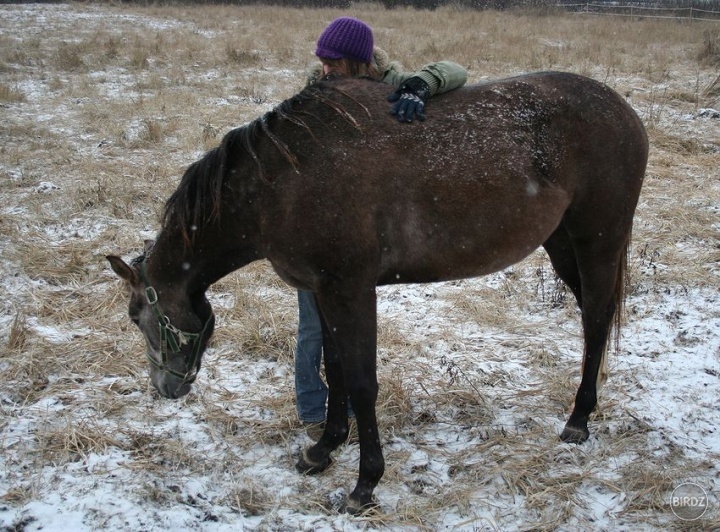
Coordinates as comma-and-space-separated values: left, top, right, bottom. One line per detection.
383, 60, 467, 96
385, 60, 467, 122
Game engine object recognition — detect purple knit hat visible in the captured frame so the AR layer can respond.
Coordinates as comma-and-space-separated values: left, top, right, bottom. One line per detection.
315, 17, 374, 63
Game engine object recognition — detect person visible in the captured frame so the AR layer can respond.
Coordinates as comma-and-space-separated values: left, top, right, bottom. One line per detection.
295, 16, 468, 439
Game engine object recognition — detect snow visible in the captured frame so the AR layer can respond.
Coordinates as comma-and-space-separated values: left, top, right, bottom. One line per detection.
1, 3, 719, 531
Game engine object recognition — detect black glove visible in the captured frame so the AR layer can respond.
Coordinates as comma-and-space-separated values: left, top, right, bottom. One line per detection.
388, 77, 431, 123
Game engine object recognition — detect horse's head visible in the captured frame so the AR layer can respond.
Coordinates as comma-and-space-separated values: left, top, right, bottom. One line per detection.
106, 250, 215, 399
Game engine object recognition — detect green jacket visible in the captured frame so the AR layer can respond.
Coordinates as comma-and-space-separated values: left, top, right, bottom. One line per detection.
306, 47, 467, 96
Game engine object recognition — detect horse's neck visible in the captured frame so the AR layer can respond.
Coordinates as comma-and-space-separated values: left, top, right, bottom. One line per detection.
144, 235, 193, 291
150, 222, 261, 292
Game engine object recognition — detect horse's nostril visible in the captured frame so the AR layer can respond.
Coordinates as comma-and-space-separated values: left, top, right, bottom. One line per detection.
162, 381, 191, 400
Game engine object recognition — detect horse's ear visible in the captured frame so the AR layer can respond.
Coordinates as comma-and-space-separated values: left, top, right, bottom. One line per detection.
143, 240, 155, 254
106, 255, 139, 286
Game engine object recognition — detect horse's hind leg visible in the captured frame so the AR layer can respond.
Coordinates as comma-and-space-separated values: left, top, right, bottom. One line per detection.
544, 215, 629, 443
543, 222, 582, 306
558, 228, 628, 443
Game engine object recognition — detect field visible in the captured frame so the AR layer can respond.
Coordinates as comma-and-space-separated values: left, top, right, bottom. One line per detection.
1, 2, 719, 530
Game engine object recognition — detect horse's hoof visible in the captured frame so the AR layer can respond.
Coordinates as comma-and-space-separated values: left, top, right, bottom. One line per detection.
560, 424, 589, 444
342, 495, 378, 516
295, 450, 332, 475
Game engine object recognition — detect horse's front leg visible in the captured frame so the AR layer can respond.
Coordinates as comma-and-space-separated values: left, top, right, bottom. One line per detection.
295, 302, 351, 473
298, 287, 384, 514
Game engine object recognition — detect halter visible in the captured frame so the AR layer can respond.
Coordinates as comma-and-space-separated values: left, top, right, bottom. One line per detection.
139, 261, 213, 384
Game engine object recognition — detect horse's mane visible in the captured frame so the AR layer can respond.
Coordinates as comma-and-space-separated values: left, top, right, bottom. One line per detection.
162, 77, 372, 246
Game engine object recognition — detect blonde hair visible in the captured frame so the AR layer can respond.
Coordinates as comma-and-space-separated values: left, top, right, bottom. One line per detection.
320, 57, 381, 80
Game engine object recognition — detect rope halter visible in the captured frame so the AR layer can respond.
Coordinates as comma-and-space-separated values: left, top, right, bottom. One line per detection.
139, 261, 213, 384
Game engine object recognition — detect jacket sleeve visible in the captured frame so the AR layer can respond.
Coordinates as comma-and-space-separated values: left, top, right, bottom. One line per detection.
382, 60, 468, 96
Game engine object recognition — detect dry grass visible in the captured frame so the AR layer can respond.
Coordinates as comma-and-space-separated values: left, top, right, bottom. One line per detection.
698, 28, 720, 66
0, 3, 718, 530
0, 83, 26, 103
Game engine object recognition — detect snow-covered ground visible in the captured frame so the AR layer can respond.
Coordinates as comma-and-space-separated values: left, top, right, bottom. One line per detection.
0, 4, 718, 530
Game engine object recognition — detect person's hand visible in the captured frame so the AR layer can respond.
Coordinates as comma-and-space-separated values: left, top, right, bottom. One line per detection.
388, 77, 431, 123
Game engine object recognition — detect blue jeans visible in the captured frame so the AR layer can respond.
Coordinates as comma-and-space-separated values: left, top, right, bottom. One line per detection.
295, 290, 354, 423
295, 290, 327, 423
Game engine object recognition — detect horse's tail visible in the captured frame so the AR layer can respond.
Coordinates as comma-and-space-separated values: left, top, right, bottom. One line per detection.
613, 232, 630, 353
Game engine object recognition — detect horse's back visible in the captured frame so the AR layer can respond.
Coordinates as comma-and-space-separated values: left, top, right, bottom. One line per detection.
308, 72, 647, 194
268, 72, 647, 286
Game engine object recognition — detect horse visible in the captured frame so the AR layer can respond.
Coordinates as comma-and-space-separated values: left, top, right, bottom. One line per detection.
107, 71, 648, 514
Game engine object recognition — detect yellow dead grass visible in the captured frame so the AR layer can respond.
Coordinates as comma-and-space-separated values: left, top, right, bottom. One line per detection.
0, 3, 718, 530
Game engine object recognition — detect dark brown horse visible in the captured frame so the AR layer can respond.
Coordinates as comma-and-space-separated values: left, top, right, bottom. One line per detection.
107, 71, 648, 514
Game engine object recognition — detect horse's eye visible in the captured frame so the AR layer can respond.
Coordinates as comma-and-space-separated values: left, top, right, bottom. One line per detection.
129, 301, 141, 325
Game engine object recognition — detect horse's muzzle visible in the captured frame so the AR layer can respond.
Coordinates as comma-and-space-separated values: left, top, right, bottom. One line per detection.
151, 367, 194, 399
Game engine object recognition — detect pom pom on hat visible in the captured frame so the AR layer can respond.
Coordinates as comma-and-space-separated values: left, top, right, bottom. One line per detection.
315, 17, 374, 63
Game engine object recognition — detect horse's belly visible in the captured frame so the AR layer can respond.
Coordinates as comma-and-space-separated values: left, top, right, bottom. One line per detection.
377, 234, 546, 285
377, 189, 569, 285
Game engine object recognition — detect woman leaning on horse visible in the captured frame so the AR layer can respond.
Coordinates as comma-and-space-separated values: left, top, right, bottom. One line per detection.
294, 17, 468, 438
